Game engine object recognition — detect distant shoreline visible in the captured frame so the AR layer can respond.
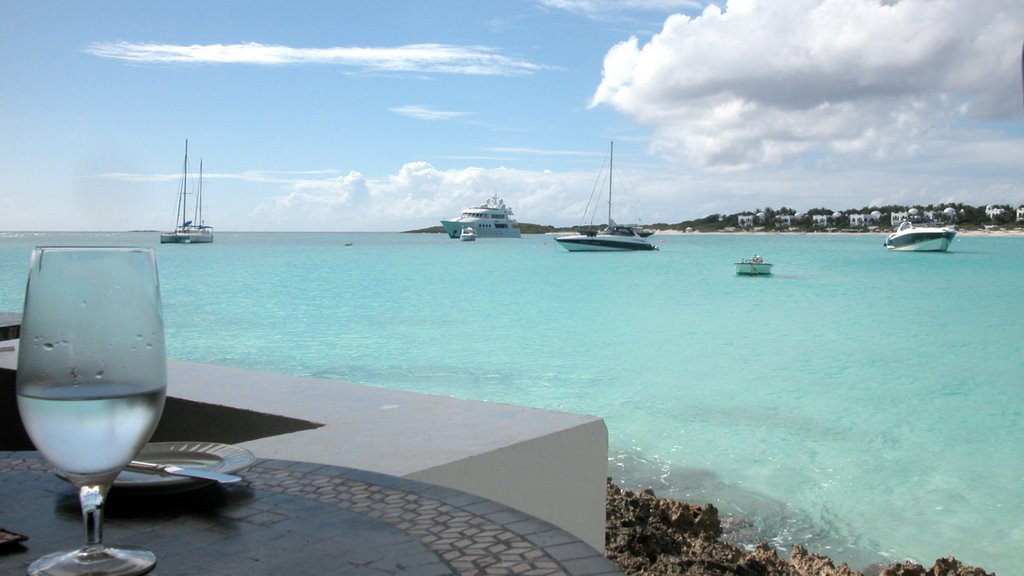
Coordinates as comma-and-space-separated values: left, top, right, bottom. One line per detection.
644, 228, 1024, 237
405, 224, 1024, 236
3, 228, 1022, 237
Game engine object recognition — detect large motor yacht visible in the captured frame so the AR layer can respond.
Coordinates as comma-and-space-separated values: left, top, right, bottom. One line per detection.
440, 195, 521, 239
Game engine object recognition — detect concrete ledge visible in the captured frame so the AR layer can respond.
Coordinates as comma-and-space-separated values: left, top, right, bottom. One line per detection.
1, 342, 609, 551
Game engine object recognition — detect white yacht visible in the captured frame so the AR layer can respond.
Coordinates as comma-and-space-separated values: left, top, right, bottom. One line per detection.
885, 220, 956, 252
555, 142, 657, 252
460, 227, 477, 241
441, 195, 521, 239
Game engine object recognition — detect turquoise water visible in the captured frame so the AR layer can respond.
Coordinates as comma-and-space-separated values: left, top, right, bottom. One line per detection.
1, 231, 1021, 573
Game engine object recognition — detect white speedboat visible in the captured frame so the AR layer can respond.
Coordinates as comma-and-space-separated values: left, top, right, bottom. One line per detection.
460, 227, 477, 241
555, 142, 657, 252
441, 195, 520, 239
884, 220, 956, 252
735, 255, 773, 275
160, 140, 214, 244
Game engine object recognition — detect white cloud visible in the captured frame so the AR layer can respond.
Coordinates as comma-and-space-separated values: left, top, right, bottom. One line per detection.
590, 0, 1024, 170
485, 147, 605, 157
539, 0, 704, 17
246, 162, 605, 231
103, 169, 338, 185
85, 42, 547, 76
390, 105, 471, 120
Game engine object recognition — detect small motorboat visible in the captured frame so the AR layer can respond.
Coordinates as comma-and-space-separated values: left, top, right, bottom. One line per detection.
460, 227, 477, 241
884, 220, 956, 251
735, 255, 773, 276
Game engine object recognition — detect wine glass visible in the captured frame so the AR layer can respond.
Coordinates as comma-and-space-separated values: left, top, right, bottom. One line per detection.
16, 247, 168, 576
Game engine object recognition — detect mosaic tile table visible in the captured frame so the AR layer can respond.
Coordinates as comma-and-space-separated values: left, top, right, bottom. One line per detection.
0, 452, 622, 575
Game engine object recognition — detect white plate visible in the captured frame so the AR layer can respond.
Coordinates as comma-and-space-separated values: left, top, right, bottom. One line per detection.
113, 441, 256, 494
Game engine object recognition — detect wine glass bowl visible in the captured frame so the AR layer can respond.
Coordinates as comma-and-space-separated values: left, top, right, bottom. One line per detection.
16, 247, 167, 576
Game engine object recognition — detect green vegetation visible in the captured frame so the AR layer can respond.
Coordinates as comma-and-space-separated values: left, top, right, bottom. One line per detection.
654, 202, 1023, 233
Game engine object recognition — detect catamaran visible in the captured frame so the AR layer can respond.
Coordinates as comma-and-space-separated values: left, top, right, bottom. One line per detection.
160, 140, 213, 244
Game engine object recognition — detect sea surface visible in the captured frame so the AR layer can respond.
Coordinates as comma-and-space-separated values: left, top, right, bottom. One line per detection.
1, 231, 1021, 574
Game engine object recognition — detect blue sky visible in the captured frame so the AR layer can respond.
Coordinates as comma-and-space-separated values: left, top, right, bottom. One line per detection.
2, 0, 1023, 232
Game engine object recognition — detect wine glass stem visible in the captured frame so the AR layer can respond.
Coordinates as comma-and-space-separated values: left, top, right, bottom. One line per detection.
79, 484, 106, 550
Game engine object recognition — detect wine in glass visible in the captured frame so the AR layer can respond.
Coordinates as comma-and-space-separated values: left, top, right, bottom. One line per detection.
16, 247, 168, 576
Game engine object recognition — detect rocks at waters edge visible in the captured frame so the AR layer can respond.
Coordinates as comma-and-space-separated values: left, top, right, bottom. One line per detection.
604, 479, 994, 576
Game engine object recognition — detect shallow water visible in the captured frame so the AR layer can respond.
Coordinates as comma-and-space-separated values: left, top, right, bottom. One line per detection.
1, 231, 1021, 573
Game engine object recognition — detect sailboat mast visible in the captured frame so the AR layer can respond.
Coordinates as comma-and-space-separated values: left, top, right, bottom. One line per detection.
608, 141, 613, 226
179, 139, 189, 228
194, 159, 203, 226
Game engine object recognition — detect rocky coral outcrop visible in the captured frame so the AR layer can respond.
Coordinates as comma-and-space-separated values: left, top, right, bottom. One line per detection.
605, 479, 993, 576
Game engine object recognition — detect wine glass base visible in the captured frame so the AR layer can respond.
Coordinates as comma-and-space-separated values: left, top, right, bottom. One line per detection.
28, 545, 155, 576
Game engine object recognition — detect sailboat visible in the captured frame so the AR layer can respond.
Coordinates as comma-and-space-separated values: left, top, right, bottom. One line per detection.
160, 140, 214, 244
554, 142, 657, 252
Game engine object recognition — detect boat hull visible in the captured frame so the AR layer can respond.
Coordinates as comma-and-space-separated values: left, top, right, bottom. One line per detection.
160, 230, 214, 244
735, 262, 773, 275
554, 233, 657, 252
885, 229, 955, 251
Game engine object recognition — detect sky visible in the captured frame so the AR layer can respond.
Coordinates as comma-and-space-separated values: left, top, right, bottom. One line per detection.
1, 0, 1023, 232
